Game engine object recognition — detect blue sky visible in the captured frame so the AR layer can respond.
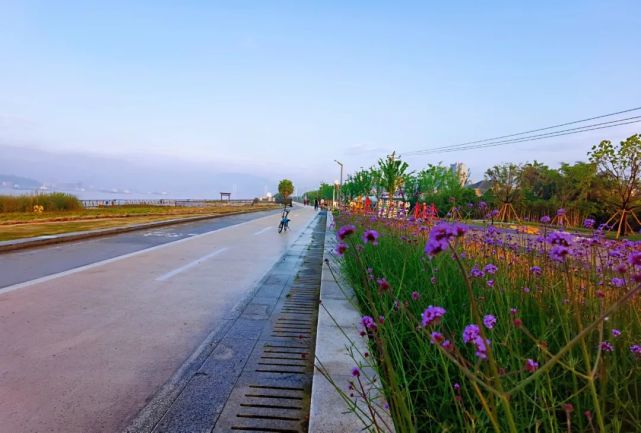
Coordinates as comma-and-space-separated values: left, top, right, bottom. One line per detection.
1, 1, 640, 195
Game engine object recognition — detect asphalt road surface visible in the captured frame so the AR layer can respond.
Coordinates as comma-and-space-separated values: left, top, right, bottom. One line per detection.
0, 208, 282, 289
0, 205, 317, 433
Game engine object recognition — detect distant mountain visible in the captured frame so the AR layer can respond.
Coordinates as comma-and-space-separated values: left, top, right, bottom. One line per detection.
0, 174, 42, 189
0, 145, 274, 198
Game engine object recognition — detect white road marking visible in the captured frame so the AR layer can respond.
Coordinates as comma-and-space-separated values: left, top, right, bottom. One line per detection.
155, 247, 228, 282
253, 227, 272, 236
0, 213, 278, 296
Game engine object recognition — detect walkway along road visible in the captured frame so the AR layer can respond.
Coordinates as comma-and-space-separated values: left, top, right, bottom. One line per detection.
0, 205, 317, 433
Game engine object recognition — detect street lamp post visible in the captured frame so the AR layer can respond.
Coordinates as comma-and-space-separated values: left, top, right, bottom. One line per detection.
334, 160, 343, 204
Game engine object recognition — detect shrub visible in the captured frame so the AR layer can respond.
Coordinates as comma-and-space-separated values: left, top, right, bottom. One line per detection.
0, 193, 82, 212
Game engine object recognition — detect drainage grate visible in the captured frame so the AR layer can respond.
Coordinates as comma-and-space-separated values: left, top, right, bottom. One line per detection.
212, 213, 326, 433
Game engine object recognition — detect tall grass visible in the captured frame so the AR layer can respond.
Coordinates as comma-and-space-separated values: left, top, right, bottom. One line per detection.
334, 211, 641, 432
0, 193, 83, 213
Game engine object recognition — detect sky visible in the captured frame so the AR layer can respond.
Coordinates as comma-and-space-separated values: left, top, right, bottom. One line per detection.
1, 1, 641, 197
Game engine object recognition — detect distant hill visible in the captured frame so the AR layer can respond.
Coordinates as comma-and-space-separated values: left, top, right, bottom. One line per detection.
0, 174, 42, 189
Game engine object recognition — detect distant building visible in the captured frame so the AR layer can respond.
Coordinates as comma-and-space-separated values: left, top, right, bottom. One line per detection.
450, 162, 469, 186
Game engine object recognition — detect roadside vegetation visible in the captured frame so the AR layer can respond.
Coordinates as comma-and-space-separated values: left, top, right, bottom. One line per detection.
333, 213, 641, 432
0, 192, 82, 212
306, 133, 641, 238
0, 193, 278, 241
321, 133, 641, 432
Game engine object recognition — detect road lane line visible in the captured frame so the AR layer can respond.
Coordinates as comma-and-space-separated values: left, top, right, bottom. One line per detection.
156, 248, 228, 282
0, 213, 279, 296
253, 227, 272, 236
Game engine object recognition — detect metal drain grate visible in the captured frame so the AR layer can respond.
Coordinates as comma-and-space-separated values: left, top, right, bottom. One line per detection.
213, 213, 326, 433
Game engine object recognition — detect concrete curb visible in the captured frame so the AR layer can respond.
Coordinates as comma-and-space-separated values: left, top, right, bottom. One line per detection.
309, 212, 396, 433
0, 207, 275, 253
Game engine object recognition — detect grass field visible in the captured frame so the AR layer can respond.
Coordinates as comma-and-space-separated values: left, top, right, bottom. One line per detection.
0, 203, 279, 241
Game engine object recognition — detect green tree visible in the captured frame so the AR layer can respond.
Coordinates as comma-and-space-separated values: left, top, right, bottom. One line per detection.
485, 163, 522, 221
378, 152, 411, 200
342, 168, 374, 200
589, 134, 641, 237
278, 179, 294, 205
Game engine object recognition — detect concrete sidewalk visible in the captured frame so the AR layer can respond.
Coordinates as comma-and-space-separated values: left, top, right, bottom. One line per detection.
309, 212, 395, 433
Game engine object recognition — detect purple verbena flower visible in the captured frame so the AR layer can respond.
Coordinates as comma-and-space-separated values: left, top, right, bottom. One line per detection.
600, 341, 614, 352
377, 278, 390, 291
583, 218, 595, 229
483, 314, 497, 330
411, 291, 420, 301
421, 305, 446, 327
335, 242, 348, 256
550, 245, 570, 262
547, 231, 573, 247
430, 331, 444, 344
540, 215, 551, 224
462, 324, 480, 344
525, 358, 539, 372
361, 315, 376, 330
483, 263, 498, 275
337, 224, 356, 240
362, 229, 380, 245
473, 336, 490, 359
351, 367, 360, 377
611, 277, 626, 288
530, 266, 542, 276
470, 266, 484, 278
612, 329, 622, 338
628, 252, 641, 267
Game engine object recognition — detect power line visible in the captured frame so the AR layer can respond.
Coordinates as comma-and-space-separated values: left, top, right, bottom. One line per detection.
405, 115, 641, 156
406, 118, 641, 156
402, 106, 641, 156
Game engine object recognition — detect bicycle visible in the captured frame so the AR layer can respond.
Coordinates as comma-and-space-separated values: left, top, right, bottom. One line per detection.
278, 206, 291, 233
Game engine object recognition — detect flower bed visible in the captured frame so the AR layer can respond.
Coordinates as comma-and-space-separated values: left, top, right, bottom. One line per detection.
333, 211, 641, 433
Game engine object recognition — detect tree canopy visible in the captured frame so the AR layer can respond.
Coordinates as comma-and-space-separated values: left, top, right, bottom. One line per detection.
278, 179, 294, 198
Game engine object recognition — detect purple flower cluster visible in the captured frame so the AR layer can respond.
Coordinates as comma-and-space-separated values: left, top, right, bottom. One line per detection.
483, 263, 498, 275
600, 341, 614, 352
362, 229, 380, 245
361, 315, 376, 330
547, 231, 574, 262
421, 305, 446, 327
462, 324, 490, 359
424, 222, 468, 257
483, 314, 497, 330
337, 224, 356, 240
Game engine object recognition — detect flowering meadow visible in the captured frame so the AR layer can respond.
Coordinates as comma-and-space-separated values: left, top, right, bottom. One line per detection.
333, 209, 641, 433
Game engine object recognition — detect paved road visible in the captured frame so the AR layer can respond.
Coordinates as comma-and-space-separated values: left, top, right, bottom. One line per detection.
0, 205, 318, 433
0, 208, 282, 289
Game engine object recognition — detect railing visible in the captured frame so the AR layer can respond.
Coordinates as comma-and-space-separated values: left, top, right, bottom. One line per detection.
79, 199, 256, 208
